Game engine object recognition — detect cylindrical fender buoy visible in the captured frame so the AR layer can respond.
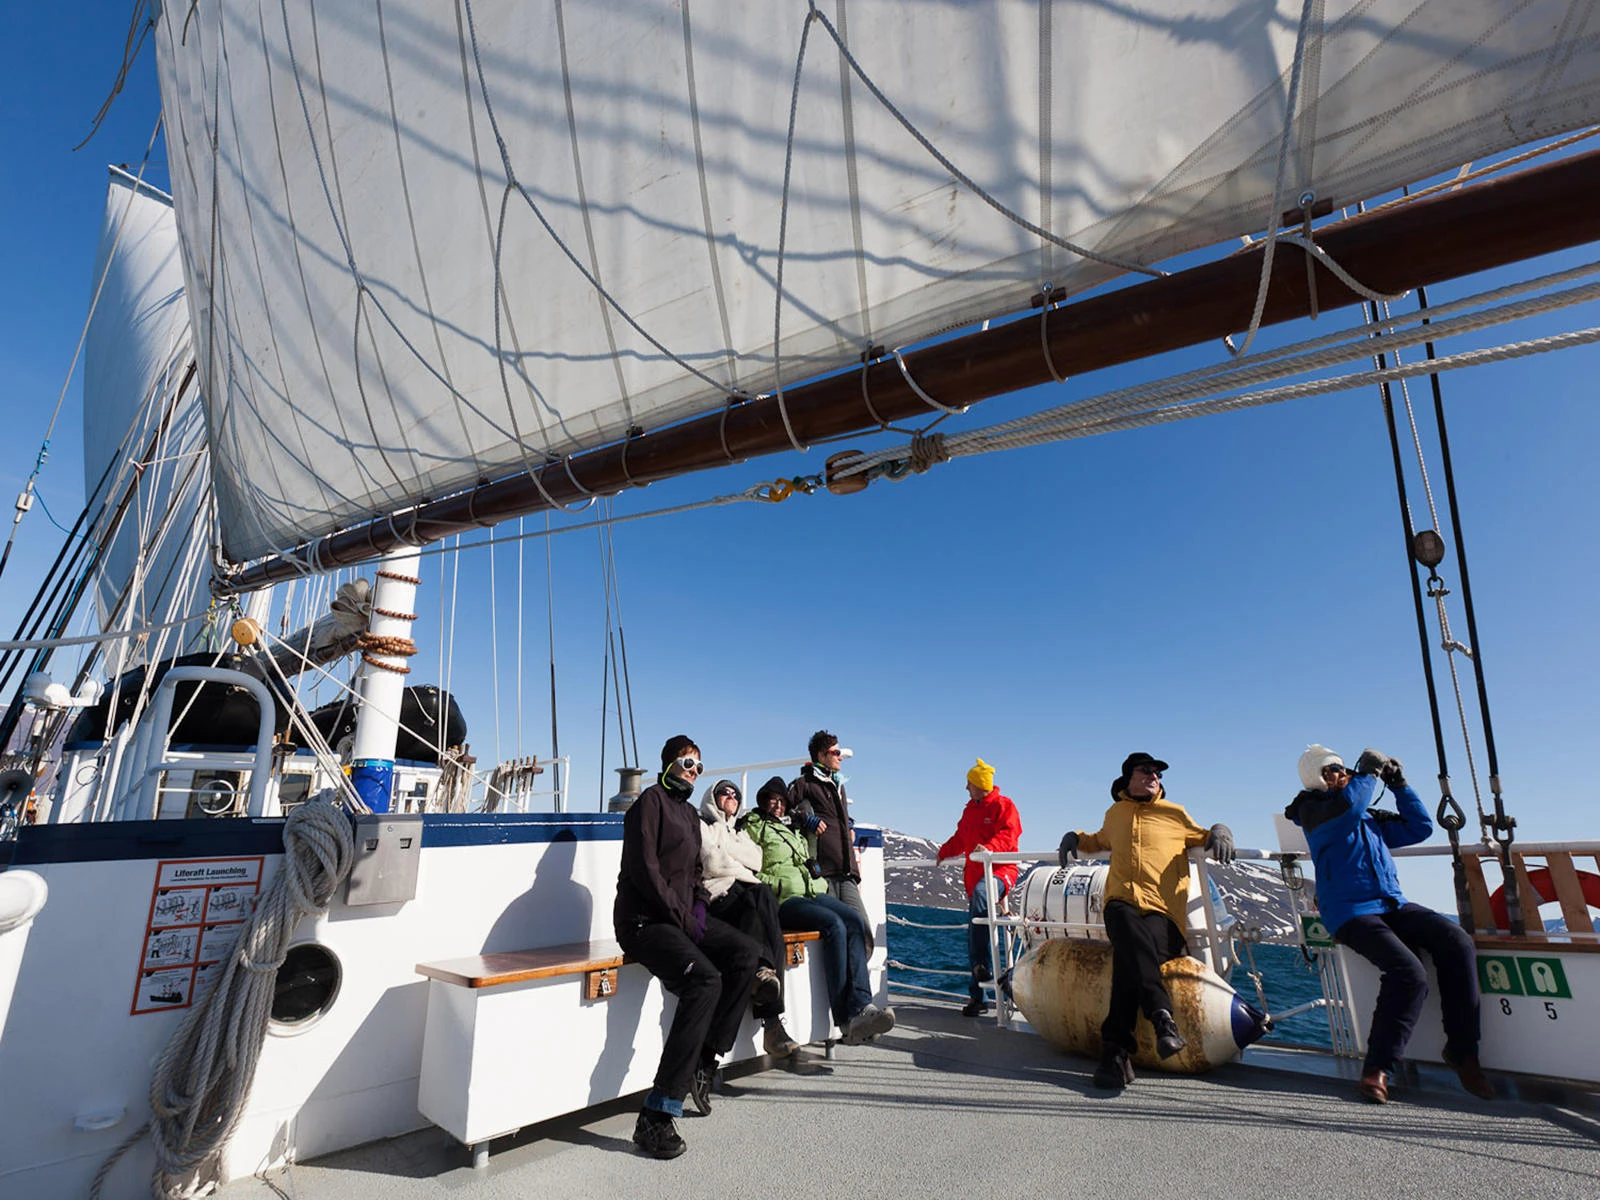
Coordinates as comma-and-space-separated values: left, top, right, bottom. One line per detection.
1011, 938, 1269, 1073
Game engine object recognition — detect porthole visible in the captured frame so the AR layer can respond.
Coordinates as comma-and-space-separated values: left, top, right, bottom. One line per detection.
269, 942, 342, 1034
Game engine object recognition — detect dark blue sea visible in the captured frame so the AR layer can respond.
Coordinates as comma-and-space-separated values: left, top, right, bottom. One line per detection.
886, 902, 1333, 1048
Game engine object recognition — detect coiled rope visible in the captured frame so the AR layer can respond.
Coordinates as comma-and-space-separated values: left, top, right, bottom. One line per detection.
90, 799, 355, 1199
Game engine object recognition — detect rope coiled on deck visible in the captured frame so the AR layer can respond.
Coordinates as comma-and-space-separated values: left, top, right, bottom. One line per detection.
90, 799, 355, 1199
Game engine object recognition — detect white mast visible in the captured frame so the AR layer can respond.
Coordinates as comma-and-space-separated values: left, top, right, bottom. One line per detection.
348, 549, 421, 812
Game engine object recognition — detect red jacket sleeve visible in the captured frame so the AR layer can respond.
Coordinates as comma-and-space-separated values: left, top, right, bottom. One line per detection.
937, 803, 979, 861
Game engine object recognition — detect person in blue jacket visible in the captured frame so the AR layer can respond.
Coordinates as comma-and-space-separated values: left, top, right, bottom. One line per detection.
1286, 744, 1494, 1104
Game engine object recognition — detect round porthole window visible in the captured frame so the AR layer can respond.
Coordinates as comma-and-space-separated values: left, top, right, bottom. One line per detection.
270, 943, 341, 1033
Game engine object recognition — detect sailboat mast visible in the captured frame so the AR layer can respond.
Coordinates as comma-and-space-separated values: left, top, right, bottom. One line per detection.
348, 549, 422, 812
225, 147, 1600, 590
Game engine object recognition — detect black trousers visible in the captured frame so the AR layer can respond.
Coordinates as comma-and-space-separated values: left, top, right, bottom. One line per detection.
1100, 899, 1187, 1053
617, 915, 760, 1101
709, 880, 785, 1019
1335, 902, 1480, 1074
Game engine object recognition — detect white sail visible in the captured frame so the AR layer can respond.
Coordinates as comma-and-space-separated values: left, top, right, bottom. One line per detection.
151, 1, 1600, 563
82, 170, 207, 655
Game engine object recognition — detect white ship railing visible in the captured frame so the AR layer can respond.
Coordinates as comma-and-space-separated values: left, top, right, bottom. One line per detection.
885, 846, 1361, 1054
115, 667, 277, 821
889, 836, 1600, 1060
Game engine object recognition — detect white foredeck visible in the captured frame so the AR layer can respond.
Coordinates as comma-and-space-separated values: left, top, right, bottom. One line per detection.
216, 1001, 1600, 1200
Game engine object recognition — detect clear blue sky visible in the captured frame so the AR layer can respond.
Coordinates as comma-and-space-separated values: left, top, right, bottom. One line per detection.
5, 3, 1599, 917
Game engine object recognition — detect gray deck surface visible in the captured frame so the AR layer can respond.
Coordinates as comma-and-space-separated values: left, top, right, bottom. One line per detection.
221, 1001, 1600, 1200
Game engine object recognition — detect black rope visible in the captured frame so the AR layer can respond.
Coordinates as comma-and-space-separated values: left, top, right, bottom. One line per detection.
1366, 298, 1481, 932
1417, 282, 1521, 933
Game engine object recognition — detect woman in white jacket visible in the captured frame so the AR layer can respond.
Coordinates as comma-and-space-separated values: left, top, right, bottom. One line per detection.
700, 779, 801, 1058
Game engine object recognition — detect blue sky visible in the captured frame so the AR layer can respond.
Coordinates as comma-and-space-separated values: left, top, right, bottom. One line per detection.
4, 3, 1599, 917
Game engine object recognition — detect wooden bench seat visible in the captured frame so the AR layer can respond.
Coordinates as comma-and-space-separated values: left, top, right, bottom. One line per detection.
414, 929, 830, 1166
416, 930, 820, 990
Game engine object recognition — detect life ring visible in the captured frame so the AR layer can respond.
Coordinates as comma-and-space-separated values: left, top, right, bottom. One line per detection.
1488, 867, 1600, 929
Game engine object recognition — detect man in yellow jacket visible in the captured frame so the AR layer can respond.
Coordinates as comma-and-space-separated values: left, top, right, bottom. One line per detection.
1058, 752, 1234, 1089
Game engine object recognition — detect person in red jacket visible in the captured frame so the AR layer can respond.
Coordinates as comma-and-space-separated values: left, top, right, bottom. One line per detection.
936, 758, 1022, 1015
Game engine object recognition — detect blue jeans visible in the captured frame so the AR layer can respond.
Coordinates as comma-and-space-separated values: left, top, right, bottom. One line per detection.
967, 879, 1009, 1001
779, 892, 872, 1025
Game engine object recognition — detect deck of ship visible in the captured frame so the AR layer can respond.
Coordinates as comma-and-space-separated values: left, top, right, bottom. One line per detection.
218, 1000, 1600, 1200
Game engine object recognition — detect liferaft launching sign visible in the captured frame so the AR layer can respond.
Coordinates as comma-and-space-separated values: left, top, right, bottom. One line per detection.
130, 857, 264, 1015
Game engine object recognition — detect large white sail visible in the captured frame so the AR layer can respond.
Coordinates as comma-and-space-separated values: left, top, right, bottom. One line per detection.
82, 170, 208, 657
151, 1, 1600, 564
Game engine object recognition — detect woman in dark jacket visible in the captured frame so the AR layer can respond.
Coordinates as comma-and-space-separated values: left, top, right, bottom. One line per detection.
614, 735, 760, 1158
745, 775, 893, 1046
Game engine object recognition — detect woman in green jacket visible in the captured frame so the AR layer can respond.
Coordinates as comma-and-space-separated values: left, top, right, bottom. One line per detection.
743, 776, 893, 1045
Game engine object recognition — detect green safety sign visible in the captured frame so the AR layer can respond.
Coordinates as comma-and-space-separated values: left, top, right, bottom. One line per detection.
1478, 955, 1572, 999
1300, 915, 1335, 947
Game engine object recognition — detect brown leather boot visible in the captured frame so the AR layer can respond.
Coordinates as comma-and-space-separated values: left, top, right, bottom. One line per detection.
1444, 1050, 1496, 1100
1359, 1067, 1389, 1103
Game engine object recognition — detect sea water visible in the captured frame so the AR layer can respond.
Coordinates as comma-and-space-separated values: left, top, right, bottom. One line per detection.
886, 902, 1333, 1049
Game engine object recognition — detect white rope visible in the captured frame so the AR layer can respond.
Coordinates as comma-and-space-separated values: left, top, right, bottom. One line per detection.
89, 799, 355, 1199
885, 959, 970, 977
1230, 0, 1320, 360
886, 914, 968, 931
0, 610, 211, 651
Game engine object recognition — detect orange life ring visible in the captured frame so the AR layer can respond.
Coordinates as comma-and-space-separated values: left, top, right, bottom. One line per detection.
1488, 867, 1600, 929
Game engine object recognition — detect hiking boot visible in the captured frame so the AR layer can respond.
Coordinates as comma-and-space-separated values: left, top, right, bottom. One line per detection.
1092, 1046, 1134, 1089
752, 966, 781, 1011
1151, 1009, 1187, 1059
1444, 1050, 1495, 1100
690, 1061, 715, 1115
763, 1020, 801, 1059
1359, 1067, 1390, 1104
961, 997, 990, 1017
841, 1003, 895, 1045
632, 1110, 686, 1159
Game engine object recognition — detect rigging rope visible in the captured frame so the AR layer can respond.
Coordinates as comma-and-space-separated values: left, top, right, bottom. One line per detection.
1, 119, 167, 587
885, 914, 969, 931
89, 799, 355, 1200
835, 264, 1600, 479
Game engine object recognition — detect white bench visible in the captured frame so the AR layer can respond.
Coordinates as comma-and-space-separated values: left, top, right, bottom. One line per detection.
416, 930, 830, 1167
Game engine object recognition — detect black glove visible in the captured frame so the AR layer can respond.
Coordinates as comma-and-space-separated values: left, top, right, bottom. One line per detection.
1380, 758, 1406, 789
1057, 830, 1080, 866
1203, 825, 1228, 864
1206, 823, 1235, 864
1354, 748, 1392, 777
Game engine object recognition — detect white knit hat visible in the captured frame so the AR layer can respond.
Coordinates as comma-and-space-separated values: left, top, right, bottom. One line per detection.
1298, 744, 1344, 790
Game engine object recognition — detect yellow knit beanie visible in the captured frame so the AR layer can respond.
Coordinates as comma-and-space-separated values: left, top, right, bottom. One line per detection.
967, 758, 995, 793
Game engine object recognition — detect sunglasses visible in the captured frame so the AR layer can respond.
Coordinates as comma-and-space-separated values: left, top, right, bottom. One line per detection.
1321, 764, 1349, 778
676, 756, 704, 774
823, 747, 842, 756
1134, 767, 1162, 778
715, 787, 737, 799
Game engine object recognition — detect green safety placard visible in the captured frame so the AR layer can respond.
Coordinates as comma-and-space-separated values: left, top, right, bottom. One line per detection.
1479, 955, 1572, 999
1300, 915, 1335, 947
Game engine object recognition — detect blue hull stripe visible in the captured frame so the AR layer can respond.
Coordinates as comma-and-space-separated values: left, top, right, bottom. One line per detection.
8, 811, 626, 865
